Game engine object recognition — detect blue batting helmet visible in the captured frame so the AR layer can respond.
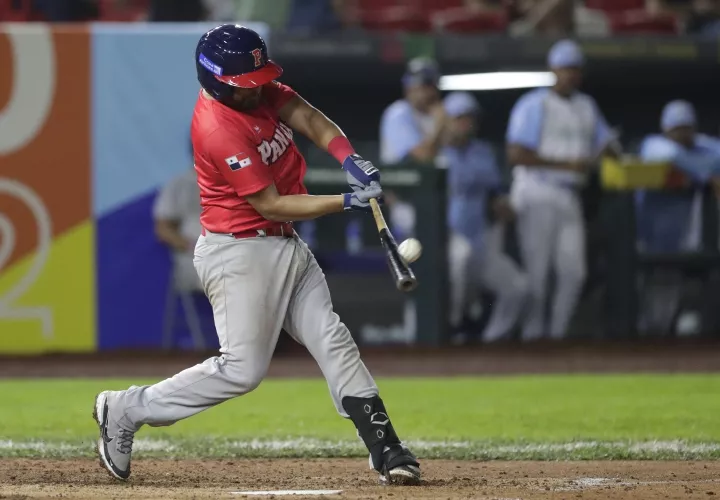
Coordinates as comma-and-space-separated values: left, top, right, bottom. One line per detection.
195, 24, 283, 99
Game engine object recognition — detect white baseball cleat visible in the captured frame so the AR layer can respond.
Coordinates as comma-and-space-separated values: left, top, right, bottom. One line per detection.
373, 444, 422, 485
380, 463, 422, 485
93, 391, 134, 480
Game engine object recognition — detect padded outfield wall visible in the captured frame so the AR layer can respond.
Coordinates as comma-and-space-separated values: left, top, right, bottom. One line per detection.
0, 23, 268, 354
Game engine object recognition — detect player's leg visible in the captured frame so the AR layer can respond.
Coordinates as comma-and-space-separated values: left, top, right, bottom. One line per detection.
94, 233, 300, 480
549, 194, 587, 339
476, 224, 529, 343
513, 188, 557, 341
448, 232, 473, 340
281, 238, 420, 485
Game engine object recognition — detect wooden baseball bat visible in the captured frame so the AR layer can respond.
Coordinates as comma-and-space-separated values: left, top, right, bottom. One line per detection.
369, 198, 418, 293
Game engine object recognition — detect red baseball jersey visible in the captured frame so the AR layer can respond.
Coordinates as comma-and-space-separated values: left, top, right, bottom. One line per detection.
191, 81, 308, 234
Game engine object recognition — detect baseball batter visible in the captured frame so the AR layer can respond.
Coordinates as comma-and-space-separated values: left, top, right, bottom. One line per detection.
506, 39, 615, 341
92, 24, 421, 485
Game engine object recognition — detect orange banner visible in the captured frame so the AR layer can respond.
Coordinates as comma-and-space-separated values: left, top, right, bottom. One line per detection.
0, 25, 94, 353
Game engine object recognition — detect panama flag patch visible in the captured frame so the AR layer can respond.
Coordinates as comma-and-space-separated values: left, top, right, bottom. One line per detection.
225, 153, 252, 171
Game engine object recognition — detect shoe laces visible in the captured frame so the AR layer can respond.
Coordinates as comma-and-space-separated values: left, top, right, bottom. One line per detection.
116, 428, 134, 454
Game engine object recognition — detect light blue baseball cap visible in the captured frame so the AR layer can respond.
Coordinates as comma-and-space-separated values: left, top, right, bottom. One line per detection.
547, 39, 584, 69
661, 100, 696, 132
443, 91, 480, 117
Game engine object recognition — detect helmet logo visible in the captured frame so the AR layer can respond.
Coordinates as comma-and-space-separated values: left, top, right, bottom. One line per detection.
199, 53, 223, 76
251, 48, 264, 68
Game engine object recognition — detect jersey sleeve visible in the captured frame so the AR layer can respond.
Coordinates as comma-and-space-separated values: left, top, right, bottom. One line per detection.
262, 81, 298, 111
640, 134, 720, 184
506, 91, 544, 151
206, 129, 273, 197
639, 135, 680, 162
380, 103, 424, 164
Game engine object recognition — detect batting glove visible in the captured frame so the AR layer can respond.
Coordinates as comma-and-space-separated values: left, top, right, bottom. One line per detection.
343, 181, 383, 212
343, 154, 381, 192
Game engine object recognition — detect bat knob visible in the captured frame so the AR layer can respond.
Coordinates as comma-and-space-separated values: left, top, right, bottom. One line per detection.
397, 276, 418, 293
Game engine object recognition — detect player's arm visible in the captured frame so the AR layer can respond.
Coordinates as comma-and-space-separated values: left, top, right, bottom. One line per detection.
209, 126, 382, 220
155, 220, 192, 252
153, 179, 193, 252
246, 184, 343, 221
246, 183, 382, 221
408, 102, 447, 163
591, 99, 621, 160
278, 92, 380, 189
379, 103, 443, 164
279, 95, 346, 154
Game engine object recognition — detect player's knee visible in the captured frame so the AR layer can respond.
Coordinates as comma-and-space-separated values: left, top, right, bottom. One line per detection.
526, 281, 545, 305
223, 358, 266, 394
510, 273, 530, 300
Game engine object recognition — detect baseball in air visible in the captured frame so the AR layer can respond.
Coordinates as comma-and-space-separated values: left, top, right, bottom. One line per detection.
398, 238, 422, 264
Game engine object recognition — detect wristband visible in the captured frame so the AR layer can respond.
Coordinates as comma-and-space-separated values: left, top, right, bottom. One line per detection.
328, 136, 356, 164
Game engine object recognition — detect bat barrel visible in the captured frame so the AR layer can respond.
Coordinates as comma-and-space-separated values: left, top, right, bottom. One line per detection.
371, 200, 419, 294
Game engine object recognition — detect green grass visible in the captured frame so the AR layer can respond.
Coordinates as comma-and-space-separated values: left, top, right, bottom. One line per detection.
2, 374, 720, 460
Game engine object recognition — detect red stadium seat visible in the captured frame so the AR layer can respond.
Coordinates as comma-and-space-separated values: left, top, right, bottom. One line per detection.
585, 0, 645, 12
609, 9, 678, 34
433, 7, 508, 33
0, 0, 34, 21
360, 6, 432, 32
98, 0, 148, 21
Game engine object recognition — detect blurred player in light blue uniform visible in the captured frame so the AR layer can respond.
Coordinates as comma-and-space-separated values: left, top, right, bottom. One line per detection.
506, 40, 616, 341
637, 100, 720, 253
443, 92, 528, 343
380, 57, 446, 167
379, 57, 447, 239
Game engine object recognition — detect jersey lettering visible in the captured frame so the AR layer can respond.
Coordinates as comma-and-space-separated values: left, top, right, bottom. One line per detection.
257, 124, 294, 165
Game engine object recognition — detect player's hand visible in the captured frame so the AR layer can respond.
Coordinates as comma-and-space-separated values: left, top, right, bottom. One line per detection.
343, 154, 381, 191
343, 181, 384, 212
429, 101, 447, 125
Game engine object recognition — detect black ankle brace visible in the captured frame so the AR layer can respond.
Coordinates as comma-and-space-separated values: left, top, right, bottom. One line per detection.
342, 395, 402, 471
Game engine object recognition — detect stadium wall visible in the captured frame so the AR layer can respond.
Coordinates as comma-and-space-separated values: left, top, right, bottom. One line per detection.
0, 23, 267, 353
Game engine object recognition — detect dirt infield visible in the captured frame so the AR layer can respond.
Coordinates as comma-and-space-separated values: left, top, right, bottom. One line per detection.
1, 459, 719, 499
3, 340, 720, 378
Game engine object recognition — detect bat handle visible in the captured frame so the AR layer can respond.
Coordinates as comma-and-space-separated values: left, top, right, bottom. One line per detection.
369, 198, 387, 232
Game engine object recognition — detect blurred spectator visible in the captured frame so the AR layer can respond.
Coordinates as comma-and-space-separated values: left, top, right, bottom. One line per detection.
153, 168, 203, 291
286, 0, 355, 34
32, 0, 98, 21
380, 57, 445, 166
442, 92, 528, 344
636, 100, 720, 253
634, 100, 720, 335
506, 40, 616, 341
379, 57, 445, 240
686, 0, 720, 35
149, 0, 206, 21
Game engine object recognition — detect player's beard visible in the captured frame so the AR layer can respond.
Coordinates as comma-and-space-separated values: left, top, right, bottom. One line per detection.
228, 88, 262, 111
